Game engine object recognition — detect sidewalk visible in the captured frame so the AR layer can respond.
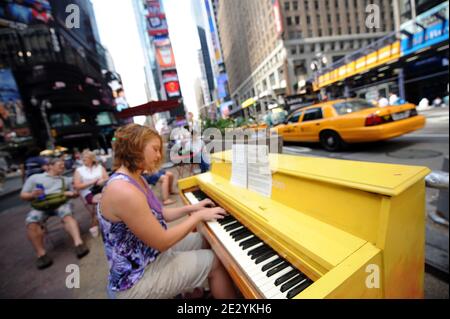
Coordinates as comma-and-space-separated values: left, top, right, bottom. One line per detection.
0, 166, 185, 299
0, 174, 23, 198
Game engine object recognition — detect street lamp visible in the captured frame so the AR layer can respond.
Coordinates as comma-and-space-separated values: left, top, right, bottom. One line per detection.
30, 97, 55, 151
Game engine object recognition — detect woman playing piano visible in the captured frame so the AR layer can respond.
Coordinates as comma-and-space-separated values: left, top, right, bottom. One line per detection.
97, 123, 237, 299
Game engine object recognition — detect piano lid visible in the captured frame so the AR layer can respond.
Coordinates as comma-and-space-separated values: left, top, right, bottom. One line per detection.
211, 151, 430, 197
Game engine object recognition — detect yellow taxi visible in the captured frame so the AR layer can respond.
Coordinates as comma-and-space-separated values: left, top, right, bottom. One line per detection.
271, 98, 426, 151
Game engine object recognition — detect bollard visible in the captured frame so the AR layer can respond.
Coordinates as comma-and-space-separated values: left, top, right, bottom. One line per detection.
437, 156, 449, 221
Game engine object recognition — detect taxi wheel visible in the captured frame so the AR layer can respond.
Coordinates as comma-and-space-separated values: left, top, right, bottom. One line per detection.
320, 131, 344, 152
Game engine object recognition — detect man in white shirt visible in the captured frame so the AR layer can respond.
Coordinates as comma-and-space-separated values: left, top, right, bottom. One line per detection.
378, 96, 389, 107
389, 92, 399, 105
21, 158, 89, 269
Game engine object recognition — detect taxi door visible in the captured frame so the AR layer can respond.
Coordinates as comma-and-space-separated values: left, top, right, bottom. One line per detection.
298, 107, 324, 142
280, 110, 303, 141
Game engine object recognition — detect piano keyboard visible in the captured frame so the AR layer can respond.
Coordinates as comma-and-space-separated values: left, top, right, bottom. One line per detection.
185, 190, 313, 299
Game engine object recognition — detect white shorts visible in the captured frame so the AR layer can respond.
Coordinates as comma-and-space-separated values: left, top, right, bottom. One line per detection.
115, 232, 214, 299
25, 202, 73, 225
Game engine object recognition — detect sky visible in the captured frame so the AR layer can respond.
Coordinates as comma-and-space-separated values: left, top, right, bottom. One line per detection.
91, 0, 202, 123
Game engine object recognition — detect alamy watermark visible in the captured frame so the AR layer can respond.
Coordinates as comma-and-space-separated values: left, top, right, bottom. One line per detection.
65, 264, 80, 289
65, 4, 80, 29
366, 4, 381, 29
365, 264, 380, 289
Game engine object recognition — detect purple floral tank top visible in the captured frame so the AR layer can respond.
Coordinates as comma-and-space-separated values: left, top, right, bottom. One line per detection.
97, 172, 167, 292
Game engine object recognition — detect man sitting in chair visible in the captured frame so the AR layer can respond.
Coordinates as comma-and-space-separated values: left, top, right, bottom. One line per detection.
20, 157, 89, 270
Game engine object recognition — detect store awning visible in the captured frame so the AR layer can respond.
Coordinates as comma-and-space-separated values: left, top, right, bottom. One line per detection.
116, 100, 180, 119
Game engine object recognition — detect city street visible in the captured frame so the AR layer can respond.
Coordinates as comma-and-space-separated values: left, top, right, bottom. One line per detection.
0, 108, 448, 299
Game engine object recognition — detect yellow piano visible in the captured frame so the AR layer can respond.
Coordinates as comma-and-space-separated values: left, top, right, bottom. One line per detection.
178, 151, 430, 299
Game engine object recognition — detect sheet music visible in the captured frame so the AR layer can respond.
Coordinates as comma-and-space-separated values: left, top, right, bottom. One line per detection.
231, 144, 248, 188
247, 145, 272, 197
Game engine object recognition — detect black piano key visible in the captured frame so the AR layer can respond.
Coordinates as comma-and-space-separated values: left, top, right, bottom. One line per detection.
275, 269, 301, 286
239, 236, 260, 248
280, 274, 306, 293
251, 248, 273, 260
241, 238, 262, 250
224, 222, 243, 232
230, 227, 249, 238
229, 226, 248, 236
218, 215, 235, 225
248, 245, 270, 258
261, 257, 284, 272
255, 250, 276, 264
287, 279, 313, 299
234, 231, 253, 241
266, 261, 289, 277
193, 190, 207, 201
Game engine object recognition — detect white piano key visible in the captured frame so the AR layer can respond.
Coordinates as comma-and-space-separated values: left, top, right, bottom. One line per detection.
259, 266, 294, 296
184, 190, 311, 299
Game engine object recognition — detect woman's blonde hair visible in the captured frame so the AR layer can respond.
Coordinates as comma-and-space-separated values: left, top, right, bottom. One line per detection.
82, 150, 98, 166
112, 123, 163, 173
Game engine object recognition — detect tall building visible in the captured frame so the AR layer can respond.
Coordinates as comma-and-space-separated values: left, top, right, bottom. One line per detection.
197, 26, 215, 107
132, 0, 160, 102
132, 0, 185, 124
308, 0, 448, 105
216, 0, 396, 115
0, 0, 119, 162
195, 0, 231, 119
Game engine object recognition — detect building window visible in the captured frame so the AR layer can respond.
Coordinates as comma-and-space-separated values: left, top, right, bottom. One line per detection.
270, 73, 276, 87
284, 1, 290, 11
295, 16, 300, 25
293, 1, 298, 10
287, 17, 292, 26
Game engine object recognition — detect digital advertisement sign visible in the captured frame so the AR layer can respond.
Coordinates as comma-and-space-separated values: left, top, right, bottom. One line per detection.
0, 68, 32, 143
0, 0, 53, 27
146, 0, 169, 36
154, 36, 176, 69
162, 71, 181, 98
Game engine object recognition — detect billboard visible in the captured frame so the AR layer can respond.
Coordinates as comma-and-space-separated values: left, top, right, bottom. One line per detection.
154, 36, 176, 69
216, 73, 229, 100
272, 0, 283, 37
0, 0, 53, 28
147, 0, 169, 36
0, 68, 32, 144
162, 70, 181, 98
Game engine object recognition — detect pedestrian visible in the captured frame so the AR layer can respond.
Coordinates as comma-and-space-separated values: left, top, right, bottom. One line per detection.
20, 158, 89, 270
98, 123, 237, 299
142, 169, 176, 206
389, 92, 399, 105
186, 130, 210, 173
433, 97, 443, 108
418, 97, 430, 110
378, 95, 389, 107
73, 150, 109, 237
